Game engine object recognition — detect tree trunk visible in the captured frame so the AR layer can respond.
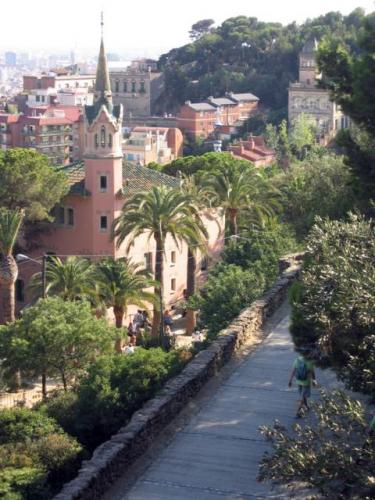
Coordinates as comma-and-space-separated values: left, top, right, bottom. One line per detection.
228, 208, 238, 237
114, 305, 124, 353
61, 371, 67, 392
152, 235, 164, 341
42, 372, 47, 398
186, 248, 197, 335
0, 255, 18, 324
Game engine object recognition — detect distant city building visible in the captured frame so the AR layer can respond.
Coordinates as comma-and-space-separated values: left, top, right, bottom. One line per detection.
23, 73, 95, 92
0, 105, 84, 164
123, 126, 183, 165
5, 52, 17, 67
228, 135, 276, 167
288, 39, 349, 138
177, 92, 259, 140
110, 62, 164, 118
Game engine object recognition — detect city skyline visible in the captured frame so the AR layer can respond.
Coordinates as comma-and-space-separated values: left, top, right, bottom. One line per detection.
0, 0, 373, 58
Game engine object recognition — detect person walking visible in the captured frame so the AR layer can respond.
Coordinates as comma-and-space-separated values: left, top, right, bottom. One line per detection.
288, 347, 317, 418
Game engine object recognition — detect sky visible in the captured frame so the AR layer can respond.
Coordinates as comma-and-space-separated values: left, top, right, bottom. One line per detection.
1, 0, 374, 57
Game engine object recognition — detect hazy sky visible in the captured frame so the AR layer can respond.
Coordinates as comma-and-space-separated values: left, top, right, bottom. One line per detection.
1, 0, 374, 57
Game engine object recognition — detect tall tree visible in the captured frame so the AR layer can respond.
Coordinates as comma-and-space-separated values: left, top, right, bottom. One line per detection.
0, 208, 24, 324
28, 256, 94, 302
189, 19, 215, 41
94, 258, 155, 352
113, 186, 207, 340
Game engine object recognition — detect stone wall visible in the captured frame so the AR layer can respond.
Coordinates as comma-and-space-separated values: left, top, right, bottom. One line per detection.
55, 258, 301, 500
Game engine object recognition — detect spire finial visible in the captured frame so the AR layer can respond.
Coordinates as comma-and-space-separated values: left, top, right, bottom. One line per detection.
101, 11, 104, 38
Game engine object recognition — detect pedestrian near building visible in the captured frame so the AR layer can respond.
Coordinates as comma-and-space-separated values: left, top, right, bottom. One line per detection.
288, 347, 317, 418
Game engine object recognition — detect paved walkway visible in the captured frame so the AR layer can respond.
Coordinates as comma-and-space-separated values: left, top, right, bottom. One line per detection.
105, 303, 342, 500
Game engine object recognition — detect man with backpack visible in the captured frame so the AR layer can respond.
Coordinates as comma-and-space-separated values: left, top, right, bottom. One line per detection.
288, 347, 317, 418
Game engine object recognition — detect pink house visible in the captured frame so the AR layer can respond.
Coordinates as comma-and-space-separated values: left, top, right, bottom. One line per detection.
5, 33, 224, 324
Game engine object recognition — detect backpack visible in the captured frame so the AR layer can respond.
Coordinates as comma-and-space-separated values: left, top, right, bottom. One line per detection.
296, 358, 308, 381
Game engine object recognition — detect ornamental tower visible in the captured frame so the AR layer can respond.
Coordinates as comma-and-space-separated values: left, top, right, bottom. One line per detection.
83, 15, 124, 254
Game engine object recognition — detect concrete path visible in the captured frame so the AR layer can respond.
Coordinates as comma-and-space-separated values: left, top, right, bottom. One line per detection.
105, 303, 341, 500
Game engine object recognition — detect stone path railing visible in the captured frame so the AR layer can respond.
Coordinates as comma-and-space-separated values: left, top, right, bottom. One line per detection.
55, 255, 302, 500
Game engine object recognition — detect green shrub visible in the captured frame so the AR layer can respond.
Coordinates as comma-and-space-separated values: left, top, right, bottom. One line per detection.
190, 264, 265, 338
0, 467, 49, 500
67, 348, 185, 449
36, 391, 79, 438
259, 390, 375, 498
290, 214, 375, 398
0, 408, 59, 445
0, 407, 83, 498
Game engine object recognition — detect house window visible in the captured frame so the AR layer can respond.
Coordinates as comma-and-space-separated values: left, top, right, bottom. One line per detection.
15, 279, 24, 302
200, 257, 208, 271
57, 205, 65, 225
144, 252, 153, 272
99, 175, 107, 192
123, 81, 128, 92
171, 278, 176, 292
94, 134, 99, 148
67, 208, 74, 226
170, 251, 176, 265
131, 81, 136, 93
108, 134, 112, 148
115, 80, 119, 92
100, 215, 108, 232
100, 126, 106, 148
140, 81, 145, 93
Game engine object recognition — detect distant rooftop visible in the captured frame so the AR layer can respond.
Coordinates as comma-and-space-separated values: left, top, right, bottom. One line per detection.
184, 101, 216, 112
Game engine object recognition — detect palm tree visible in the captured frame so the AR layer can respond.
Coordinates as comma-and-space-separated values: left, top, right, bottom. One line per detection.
0, 208, 24, 324
94, 257, 155, 352
28, 256, 94, 301
203, 165, 278, 237
113, 186, 207, 340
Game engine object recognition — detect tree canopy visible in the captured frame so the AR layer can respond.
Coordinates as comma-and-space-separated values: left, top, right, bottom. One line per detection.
158, 10, 365, 115
0, 149, 68, 222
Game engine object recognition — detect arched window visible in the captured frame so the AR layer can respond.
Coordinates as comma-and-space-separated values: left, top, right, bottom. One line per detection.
115, 80, 119, 92
123, 80, 128, 92
108, 133, 112, 148
101, 126, 106, 148
94, 134, 99, 148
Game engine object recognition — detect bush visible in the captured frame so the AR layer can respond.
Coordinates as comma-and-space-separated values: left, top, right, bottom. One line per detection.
0, 467, 49, 500
61, 348, 185, 449
0, 407, 83, 499
259, 390, 375, 498
0, 408, 59, 445
290, 214, 375, 398
190, 264, 265, 339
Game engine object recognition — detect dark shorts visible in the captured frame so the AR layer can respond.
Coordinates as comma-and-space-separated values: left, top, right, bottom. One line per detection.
298, 384, 311, 398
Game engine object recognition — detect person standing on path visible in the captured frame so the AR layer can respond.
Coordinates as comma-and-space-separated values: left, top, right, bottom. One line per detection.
288, 348, 317, 418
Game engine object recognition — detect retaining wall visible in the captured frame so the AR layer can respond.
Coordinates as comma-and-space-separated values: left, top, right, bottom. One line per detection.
55, 256, 302, 499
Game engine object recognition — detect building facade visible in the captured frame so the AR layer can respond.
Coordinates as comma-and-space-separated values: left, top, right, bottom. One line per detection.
5, 32, 224, 324
177, 92, 259, 140
110, 67, 164, 118
123, 126, 183, 165
288, 39, 348, 136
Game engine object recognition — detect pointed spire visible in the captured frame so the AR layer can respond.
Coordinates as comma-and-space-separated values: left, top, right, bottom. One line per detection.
94, 12, 112, 103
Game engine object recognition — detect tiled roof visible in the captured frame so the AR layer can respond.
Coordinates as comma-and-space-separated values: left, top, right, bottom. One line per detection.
60, 161, 179, 197
60, 162, 88, 196
122, 162, 179, 196
227, 93, 259, 102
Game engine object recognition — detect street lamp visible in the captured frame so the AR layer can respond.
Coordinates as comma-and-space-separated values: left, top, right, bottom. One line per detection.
16, 254, 48, 298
